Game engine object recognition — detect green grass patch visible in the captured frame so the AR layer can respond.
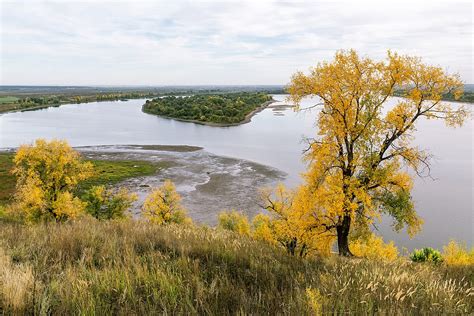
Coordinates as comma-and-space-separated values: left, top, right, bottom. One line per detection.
0, 153, 16, 205
0, 96, 19, 104
0, 153, 162, 205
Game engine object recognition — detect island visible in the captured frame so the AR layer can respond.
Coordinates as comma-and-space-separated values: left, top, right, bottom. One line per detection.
142, 92, 274, 126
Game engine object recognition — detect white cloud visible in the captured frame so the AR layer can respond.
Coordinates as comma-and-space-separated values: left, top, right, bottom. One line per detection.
0, 0, 472, 85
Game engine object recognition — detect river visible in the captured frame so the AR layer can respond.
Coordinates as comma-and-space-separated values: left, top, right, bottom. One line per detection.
0, 95, 472, 250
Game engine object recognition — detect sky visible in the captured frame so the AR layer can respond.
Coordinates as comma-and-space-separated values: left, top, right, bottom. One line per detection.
0, 0, 472, 85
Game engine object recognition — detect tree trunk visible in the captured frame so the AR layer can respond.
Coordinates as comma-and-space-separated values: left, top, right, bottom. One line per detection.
336, 215, 353, 256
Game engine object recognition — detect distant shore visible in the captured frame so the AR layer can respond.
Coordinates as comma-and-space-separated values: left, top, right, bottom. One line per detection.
142, 100, 276, 127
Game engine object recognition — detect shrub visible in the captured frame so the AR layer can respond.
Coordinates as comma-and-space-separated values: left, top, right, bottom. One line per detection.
141, 180, 191, 225
442, 240, 474, 266
217, 210, 250, 236
350, 234, 399, 261
83, 185, 137, 220
251, 213, 276, 244
410, 247, 443, 264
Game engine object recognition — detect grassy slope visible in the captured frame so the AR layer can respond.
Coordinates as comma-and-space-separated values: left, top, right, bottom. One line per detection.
0, 153, 160, 205
0, 219, 472, 314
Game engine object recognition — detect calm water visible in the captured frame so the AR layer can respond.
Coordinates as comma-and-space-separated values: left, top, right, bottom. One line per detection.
0, 95, 472, 249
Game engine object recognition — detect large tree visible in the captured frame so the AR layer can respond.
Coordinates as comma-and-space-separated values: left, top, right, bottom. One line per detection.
287, 50, 469, 256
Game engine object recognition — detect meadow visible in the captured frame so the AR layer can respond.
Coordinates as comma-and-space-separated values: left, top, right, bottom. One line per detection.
0, 219, 472, 314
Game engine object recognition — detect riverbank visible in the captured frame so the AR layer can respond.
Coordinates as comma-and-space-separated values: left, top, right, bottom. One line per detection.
77, 145, 285, 224
143, 100, 275, 127
1, 144, 286, 224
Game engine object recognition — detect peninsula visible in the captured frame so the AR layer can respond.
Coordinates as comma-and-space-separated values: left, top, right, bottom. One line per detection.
142, 92, 273, 126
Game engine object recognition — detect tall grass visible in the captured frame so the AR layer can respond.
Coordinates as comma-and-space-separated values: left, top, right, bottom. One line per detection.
0, 219, 472, 314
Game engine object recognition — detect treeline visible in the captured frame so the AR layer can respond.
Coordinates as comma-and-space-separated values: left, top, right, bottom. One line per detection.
143, 92, 272, 124
393, 89, 474, 103
0, 92, 164, 114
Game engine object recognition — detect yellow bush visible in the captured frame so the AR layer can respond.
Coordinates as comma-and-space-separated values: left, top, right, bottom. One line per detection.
142, 180, 191, 225
251, 213, 277, 244
442, 240, 474, 266
350, 234, 398, 261
217, 210, 250, 236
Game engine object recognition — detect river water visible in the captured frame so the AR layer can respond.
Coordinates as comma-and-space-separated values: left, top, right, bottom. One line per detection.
0, 95, 472, 249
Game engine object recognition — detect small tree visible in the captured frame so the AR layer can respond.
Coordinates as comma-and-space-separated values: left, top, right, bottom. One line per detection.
83, 185, 137, 220
259, 184, 334, 257
141, 180, 191, 225
10, 139, 93, 222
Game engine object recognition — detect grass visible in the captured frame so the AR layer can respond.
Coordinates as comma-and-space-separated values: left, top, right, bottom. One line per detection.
0, 153, 161, 205
0, 96, 19, 104
0, 219, 471, 314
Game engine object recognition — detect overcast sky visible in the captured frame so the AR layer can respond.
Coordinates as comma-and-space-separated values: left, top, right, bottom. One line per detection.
1, 0, 472, 85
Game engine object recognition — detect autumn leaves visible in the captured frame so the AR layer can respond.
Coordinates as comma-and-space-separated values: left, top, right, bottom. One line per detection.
5, 139, 191, 225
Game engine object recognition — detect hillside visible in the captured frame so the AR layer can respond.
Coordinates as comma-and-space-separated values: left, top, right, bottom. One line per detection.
0, 219, 471, 314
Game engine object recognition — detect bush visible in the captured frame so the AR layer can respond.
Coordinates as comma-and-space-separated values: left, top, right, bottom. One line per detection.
350, 234, 399, 261
83, 185, 137, 220
141, 180, 191, 225
217, 210, 250, 236
410, 247, 443, 264
442, 240, 474, 266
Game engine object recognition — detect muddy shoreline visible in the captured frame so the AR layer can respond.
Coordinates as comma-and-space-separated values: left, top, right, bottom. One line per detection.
77, 145, 286, 225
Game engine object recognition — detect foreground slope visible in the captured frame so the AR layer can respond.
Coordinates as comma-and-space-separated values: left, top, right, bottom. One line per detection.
0, 220, 472, 314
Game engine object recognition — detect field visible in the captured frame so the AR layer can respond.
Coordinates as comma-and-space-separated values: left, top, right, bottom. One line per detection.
0, 219, 472, 314
0, 96, 19, 104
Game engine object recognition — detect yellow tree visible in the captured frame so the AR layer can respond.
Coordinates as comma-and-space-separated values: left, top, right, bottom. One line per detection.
10, 139, 93, 222
288, 50, 469, 256
142, 180, 191, 225
259, 184, 334, 257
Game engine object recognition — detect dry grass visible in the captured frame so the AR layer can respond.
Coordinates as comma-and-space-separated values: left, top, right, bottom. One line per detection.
0, 247, 36, 313
0, 219, 472, 315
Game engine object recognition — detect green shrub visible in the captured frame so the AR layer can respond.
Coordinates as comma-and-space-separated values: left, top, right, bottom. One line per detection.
83, 185, 137, 220
217, 210, 250, 235
410, 247, 443, 264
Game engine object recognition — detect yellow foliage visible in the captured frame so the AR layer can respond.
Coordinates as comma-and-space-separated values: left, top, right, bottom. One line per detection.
9, 139, 93, 223
142, 180, 191, 225
251, 213, 276, 244
350, 234, 398, 262
218, 210, 251, 236
442, 240, 474, 266
306, 288, 324, 315
260, 184, 335, 257
287, 50, 469, 255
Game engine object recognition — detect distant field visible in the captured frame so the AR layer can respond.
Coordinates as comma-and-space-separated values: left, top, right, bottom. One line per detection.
0, 96, 19, 104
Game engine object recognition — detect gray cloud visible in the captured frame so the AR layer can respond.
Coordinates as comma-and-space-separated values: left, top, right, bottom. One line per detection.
1, 0, 472, 85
